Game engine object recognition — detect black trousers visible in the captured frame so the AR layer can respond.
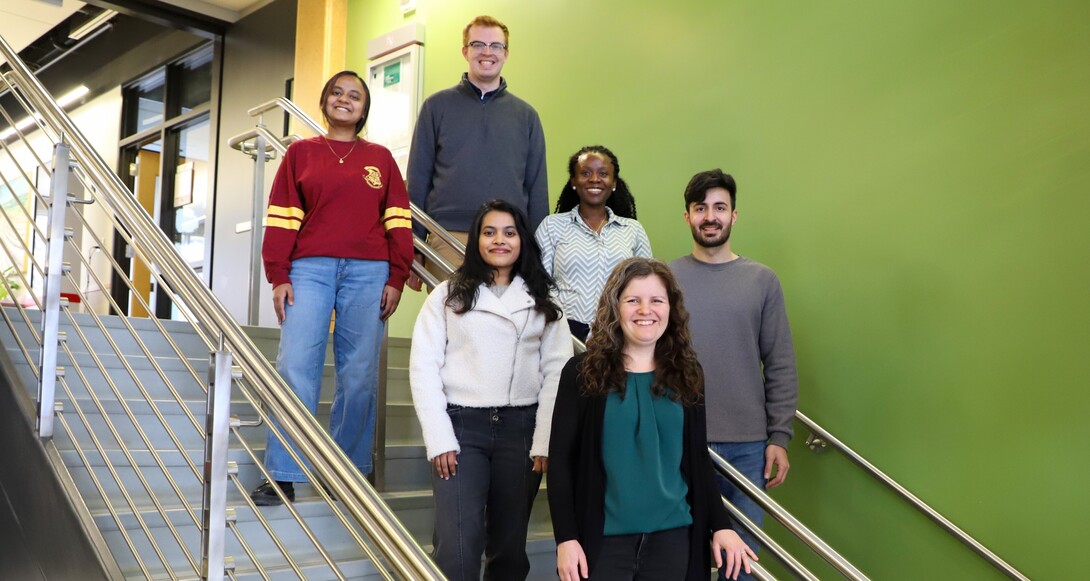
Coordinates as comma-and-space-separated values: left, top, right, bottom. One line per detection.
431, 405, 542, 581
567, 319, 591, 343
591, 526, 690, 581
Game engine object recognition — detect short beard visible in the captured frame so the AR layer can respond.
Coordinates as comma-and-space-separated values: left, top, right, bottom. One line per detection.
690, 222, 731, 248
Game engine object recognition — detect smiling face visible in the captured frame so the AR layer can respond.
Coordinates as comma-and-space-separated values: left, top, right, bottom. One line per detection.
322, 74, 367, 131
571, 152, 616, 210
478, 210, 521, 281
462, 25, 508, 89
685, 187, 737, 248
618, 274, 670, 350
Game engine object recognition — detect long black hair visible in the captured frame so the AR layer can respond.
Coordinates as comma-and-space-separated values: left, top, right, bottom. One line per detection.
445, 200, 562, 322
553, 145, 638, 219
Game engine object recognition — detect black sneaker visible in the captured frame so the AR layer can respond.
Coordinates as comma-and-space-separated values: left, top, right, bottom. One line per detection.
251, 481, 294, 506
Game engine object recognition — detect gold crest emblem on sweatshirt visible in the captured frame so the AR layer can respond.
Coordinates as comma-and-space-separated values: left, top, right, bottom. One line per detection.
363, 166, 383, 189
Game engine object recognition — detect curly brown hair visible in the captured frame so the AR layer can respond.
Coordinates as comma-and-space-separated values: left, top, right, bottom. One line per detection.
580, 258, 703, 406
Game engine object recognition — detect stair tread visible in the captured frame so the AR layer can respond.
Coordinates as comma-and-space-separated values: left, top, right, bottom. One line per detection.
1, 310, 561, 579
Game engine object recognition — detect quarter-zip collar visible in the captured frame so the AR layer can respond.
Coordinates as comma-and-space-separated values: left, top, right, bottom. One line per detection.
460, 72, 508, 103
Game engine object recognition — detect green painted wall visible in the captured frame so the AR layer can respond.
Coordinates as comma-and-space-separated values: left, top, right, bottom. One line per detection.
348, 1, 1089, 578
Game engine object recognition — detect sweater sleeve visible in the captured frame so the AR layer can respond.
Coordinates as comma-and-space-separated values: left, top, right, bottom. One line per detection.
759, 274, 799, 448
262, 143, 303, 287
409, 283, 459, 460
407, 97, 437, 240
535, 218, 556, 277
524, 110, 549, 232
530, 310, 576, 458
547, 356, 583, 544
379, 152, 413, 290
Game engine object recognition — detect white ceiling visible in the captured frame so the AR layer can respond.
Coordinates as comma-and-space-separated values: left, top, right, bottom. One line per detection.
0, 0, 275, 60
0, 0, 85, 54
157, 0, 275, 23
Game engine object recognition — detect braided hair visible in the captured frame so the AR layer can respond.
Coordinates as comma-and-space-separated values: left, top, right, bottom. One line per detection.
553, 145, 638, 219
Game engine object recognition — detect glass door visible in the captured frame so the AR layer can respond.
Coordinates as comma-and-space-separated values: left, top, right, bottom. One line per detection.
111, 42, 216, 319
161, 118, 210, 320
113, 139, 162, 317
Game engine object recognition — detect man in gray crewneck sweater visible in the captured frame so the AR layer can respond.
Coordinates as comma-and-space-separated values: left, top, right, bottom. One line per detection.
669, 169, 798, 580
407, 15, 547, 282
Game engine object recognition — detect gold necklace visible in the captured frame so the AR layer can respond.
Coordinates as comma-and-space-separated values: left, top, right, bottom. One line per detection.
323, 136, 359, 164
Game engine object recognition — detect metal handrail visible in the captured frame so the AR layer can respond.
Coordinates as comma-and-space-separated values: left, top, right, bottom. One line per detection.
0, 137, 206, 574
748, 561, 777, 581
370, 80, 1025, 576
0, 89, 361, 578
710, 448, 871, 580
0, 98, 221, 575
248, 97, 325, 136
0, 33, 443, 580
229, 125, 459, 296
720, 495, 819, 581
408, 201, 466, 257
797, 411, 1029, 580
226, 126, 283, 159
232, 89, 1025, 581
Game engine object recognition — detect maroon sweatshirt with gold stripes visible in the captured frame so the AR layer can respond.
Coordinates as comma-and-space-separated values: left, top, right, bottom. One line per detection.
262, 136, 413, 289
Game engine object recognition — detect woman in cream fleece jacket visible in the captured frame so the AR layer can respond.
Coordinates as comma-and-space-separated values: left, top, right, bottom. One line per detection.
410, 200, 572, 581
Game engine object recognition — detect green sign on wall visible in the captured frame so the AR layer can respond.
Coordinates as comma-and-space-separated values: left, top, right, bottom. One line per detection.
383, 62, 400, 88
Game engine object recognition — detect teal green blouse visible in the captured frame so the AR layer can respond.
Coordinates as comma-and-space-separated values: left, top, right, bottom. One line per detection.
601, 372, 692, 535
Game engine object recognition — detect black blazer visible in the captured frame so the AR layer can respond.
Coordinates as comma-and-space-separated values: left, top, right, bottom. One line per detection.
547, 354, 731, 581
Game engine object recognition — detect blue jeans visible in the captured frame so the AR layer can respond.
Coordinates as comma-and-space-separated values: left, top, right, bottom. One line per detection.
263, 257, 388, 481
710, 441, 766, 581
431, 405, 542, 581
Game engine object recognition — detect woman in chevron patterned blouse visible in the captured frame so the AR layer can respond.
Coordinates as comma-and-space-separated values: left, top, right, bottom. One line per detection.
535, 145, 653, 341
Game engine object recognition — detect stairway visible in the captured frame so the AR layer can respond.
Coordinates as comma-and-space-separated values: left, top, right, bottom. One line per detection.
0, 308, 558, 579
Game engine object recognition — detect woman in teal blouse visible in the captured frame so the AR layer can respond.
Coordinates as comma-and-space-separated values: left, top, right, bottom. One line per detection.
548, 257, 756, 580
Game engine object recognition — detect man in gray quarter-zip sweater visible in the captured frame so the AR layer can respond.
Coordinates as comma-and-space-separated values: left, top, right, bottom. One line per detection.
407, 15, 547, 285
670, 169, 799, 581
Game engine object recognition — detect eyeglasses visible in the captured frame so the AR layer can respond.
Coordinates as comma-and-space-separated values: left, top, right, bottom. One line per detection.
466, 41, 507, 52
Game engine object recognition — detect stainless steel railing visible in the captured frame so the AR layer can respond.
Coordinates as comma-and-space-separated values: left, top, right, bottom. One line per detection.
230, 99, 464, 498
711, 448, 870, 580
719, 493, 818, 581
0, 32, 443, 580
798, 411, 1029, 580
227, 98, 1029, 580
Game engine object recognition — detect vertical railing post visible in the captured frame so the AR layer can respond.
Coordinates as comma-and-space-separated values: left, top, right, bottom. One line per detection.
37, 139, 71, 439
247, 132, 268, 325
201, 340, 233, 580
373, 326, 389, 491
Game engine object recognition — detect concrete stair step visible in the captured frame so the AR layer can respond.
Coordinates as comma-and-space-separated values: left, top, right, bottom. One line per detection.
384, 403, 421, 443
97, 493, 556, 581
7, 310, 213, 358
102, 506, 385, 580
1, 309, 563, 579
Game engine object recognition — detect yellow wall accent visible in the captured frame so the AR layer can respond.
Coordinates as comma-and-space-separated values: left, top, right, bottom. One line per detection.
129, 148, 160, 318
293, 0, 347, 135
